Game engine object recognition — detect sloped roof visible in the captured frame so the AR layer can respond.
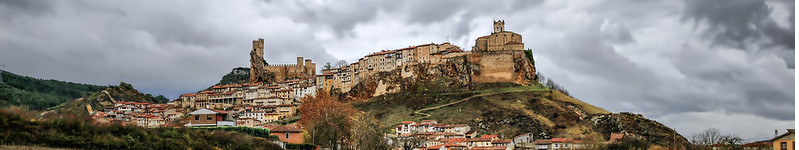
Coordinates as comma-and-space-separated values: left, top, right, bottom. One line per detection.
270, 125, 303, 133
771, 129, 795, 141
425, 142, 467, 149
189, 108, 228, 115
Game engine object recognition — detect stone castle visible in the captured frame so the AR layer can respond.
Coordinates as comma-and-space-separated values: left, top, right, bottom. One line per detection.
250, 20, 536, 97
250, 39, 316, 82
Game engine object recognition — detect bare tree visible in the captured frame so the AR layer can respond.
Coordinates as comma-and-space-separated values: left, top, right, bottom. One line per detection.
394, 137, 423, 150
334, 60, 348, 68
349, 113, 390, 150
691, 128, 722, 146
691, 128, 742, 149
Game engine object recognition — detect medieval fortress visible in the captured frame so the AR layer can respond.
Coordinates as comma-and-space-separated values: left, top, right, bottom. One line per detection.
175, 20, 536, 111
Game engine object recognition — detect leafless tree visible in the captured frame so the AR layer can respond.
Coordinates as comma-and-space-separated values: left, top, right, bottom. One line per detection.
335, 60, 348, 68
691, 128, 743, 148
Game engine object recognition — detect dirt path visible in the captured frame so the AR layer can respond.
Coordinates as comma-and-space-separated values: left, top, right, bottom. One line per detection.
411, 89, 537, 120
102, 90, 116, 103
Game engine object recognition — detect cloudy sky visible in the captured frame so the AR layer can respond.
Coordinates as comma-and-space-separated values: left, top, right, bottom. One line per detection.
0, 0, 793, 140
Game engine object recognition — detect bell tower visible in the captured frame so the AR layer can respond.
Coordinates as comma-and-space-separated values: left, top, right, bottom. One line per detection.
493, 20, 505, 33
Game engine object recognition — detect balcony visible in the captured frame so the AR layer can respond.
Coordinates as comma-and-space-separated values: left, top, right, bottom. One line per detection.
217, 121, 235, 126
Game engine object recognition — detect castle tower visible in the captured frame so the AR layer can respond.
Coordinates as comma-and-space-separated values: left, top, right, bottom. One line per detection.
493, 20, 505, 33
304, 59, 313, 77
252, 38, 264, 58
250, 38, 266, 82
296, 57, 304, 75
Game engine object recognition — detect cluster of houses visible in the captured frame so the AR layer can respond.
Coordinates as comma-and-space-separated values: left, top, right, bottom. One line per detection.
395, 120, 514, 150
395, 120, 663, 150
91, 101, 185, 128
172, 78, 316, 111
181, 105, 298, 128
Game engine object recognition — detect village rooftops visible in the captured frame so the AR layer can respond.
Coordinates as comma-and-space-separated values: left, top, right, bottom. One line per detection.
491, 139, 512, 144
535, 138, 581, 144
115, 101, 151, 105
425, 142, 467, 150
469, 146, 508, 150
199, 91, 214, 94
253, 96, 283, 100
466, 138, 492, 142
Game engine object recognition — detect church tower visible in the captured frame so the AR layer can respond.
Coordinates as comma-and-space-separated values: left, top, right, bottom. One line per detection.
493, 20, 505, 33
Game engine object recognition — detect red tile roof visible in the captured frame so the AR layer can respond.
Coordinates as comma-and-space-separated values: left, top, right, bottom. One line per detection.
425, 142, 467, 149
270, 125, 303, 133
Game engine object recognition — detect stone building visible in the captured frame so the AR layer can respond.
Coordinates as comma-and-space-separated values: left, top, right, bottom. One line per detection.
472, 20, 524, 51
315, 20, 535, 96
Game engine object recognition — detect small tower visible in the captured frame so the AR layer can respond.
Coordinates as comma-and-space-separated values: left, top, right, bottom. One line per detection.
493, 20, 505, 33
252, 38, 265, 58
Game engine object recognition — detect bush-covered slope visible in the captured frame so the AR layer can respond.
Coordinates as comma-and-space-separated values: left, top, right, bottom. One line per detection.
0, 71, 106, 110
43, 82, 167, 118
353, 81, 690, 147
0, 109, 282, 150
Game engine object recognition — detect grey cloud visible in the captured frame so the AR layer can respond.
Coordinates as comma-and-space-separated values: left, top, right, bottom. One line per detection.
682, 0, 794, 67
0, 0, 338, 99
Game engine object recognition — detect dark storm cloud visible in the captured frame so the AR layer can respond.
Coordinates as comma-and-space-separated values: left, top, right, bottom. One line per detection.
0, 0, 338, 100
682, 0, 794, 67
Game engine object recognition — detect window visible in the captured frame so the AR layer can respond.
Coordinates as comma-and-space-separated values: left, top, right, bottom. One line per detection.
285, 133, 289, 139
194, 115, 199, 120
207, 115, 213, 120
782, 142, 788, 150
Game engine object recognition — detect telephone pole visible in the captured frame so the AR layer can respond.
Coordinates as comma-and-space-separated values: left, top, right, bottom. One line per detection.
0, 63, 5, 83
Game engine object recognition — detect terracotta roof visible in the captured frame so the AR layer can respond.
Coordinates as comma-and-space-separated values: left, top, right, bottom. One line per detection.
491, 139, 512, 143
401, 121, 416, 124
469, 146, 508, 150
270, 125, 303, 133
741, 141, 771, 147
199, 91, 214, 94
180, 93, 196, 97
425, 142, 467, 149
481, 135, 498, 139
534, 139, 551, 144
467, 138, 492, 142
446, 138, 466, 142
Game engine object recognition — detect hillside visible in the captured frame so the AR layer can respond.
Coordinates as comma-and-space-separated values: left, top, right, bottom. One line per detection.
0, 109, 282, 149
0, 70, 106, 110
353, 81, 691, 147
43, 82, 166, 118
215, 67, 251, 86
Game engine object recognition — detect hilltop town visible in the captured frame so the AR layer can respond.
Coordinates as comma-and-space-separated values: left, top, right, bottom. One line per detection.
81, 21, 704, 149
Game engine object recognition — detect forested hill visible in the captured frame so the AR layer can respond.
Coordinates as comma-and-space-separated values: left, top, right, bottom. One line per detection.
0, 70, 106, 110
